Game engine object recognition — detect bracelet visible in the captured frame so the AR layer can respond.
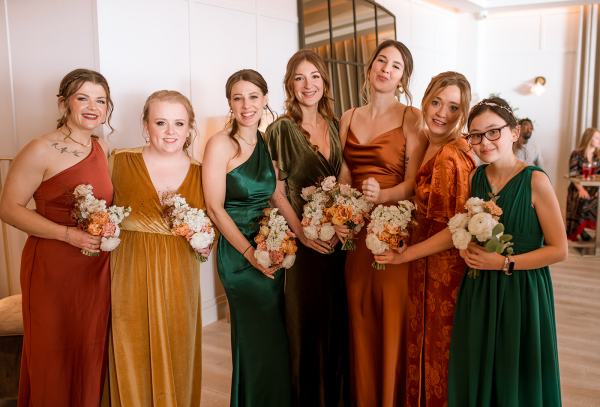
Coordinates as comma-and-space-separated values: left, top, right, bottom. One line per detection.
502, 254, 515, 276
242, 245, 252, 256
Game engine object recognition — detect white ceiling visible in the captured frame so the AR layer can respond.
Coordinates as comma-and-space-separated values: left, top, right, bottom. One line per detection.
425, 0, 594, 13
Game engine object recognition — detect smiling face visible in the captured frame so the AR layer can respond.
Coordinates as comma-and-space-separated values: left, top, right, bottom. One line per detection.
64, 81, 108, 132
292, 60, 324, 109
424, 85, 462, 138
228, 80, 268, 129
469, 110, 519, 163
145, 100, 191, 154
368, 46, 404, 94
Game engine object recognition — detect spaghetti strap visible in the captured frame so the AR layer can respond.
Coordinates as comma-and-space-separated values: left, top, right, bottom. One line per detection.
400, 106, 409, 128
348, 108, 358, 129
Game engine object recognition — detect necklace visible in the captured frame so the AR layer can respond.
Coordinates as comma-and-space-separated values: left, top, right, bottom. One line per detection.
488, 160, 524, 197
236, 134, 257, 147
63, 133, 92, 148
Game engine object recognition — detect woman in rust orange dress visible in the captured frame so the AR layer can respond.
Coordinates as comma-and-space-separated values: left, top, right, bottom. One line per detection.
0, 69, 114, 406
375, 71, 475, 406
337, 39, 426, 406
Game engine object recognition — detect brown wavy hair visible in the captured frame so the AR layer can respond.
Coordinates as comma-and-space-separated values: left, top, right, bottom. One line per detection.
225, 69, 273, 157
56, 68, 114, 135
142, 90, 197, 150
421, 71, 471, 138
281, 49, 336, 139
575, 127, 600, 159
361, 39, 414, 105
467, 96, 518, 130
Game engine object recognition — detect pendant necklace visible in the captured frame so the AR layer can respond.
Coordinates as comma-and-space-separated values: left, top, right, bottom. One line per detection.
63, 133, 92, 148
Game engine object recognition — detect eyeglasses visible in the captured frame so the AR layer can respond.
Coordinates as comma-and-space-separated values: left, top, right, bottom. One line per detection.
464, 124, 510, 145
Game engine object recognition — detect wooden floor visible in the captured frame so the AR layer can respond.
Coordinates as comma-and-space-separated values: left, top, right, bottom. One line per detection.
200, 248, 600, 407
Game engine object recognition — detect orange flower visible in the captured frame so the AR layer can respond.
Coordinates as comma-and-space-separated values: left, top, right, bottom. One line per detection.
254, 234, 266, 244
90, 212, 109, 226
87, 223, 103, 236
484, 201, 503, 217
173, 224, 191, 238
281, 239, 298, 254
328, 205, 353, 225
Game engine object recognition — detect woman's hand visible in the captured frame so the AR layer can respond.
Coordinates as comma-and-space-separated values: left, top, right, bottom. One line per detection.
578, 187, 591, 200
373, 245, 409, 265
362, 177, 381, 203
196, 244, 212, 258
244, 247, 280, 279
297, 230, 333, 254
65, 226, 102, 252
334, 224, 351, 245
461, 243, 504, 270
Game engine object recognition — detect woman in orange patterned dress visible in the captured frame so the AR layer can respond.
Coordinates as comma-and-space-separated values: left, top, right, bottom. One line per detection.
337, 39, 426, 407
375, 71, 475, 407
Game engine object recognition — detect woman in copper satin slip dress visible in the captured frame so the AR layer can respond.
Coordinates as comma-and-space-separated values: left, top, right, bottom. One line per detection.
0, 68, 114, 406
337, 40, 426, 407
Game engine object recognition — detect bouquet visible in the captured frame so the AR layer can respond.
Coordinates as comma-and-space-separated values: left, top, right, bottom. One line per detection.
300, 176, 337, 243
160, 192, 215, 262
324, 179, 373, 250
448, 197, 514, 278
254, 208, 297, 270
365, 200, 415, 270
72, 184, 131, 256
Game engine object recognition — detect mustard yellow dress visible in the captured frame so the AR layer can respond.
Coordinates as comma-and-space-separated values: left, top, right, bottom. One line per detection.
106, 148, 203, 406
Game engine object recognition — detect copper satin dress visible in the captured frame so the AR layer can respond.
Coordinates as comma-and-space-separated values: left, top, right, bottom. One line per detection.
343, 108, 410, 407
18, 139, 111, 406
406, 138, 474, 407
106, 148, 203, 406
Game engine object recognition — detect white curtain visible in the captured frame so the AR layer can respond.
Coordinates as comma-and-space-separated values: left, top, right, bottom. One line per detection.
571, 4, 600, 146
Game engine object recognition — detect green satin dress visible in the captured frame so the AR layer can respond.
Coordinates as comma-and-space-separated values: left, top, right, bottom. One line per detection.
448, 166, 561, 407
216, 133, 292, 406
266, 118, 349, 407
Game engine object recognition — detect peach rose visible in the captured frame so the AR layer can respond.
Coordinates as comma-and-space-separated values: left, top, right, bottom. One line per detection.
90, 212, 109, 225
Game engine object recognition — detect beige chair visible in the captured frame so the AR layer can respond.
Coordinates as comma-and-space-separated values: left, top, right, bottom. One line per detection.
0, 294, 23, 405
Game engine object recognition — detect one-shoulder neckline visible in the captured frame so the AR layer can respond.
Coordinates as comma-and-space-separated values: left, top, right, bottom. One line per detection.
347, 125, 401, 146
227, 133, 262, 175
481, 164, 533, 197
41, 138, 99, 184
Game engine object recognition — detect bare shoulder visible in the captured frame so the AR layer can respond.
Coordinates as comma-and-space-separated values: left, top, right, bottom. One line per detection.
14, 133, 57, 163
95, 136, 110, 155
204, 129, 236, 160
403, 105, 422, 124
531, 169, 552, 191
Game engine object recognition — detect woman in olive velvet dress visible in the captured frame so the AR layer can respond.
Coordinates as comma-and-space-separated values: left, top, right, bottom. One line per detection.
203, 69, 292, 406
266, 49, 348, 407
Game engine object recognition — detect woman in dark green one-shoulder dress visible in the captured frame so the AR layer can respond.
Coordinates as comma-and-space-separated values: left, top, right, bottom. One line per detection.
266, 50, 349, 407
448, 97, 566, 407
203, 69, 291, 407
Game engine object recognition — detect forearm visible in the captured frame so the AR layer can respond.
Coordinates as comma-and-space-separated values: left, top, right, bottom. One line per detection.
511, 245, 567, 270
405, 227, 453, 262
206, 205, 254, 255
379, 180, 415, 204
0, 203, 68, 241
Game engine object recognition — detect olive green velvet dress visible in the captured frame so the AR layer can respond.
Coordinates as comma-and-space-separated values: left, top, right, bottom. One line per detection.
266, 118, 349, 407
216, 133, 292, 407
448, 166, 561, 407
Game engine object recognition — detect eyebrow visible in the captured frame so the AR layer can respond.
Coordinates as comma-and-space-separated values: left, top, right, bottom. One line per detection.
295, 70, 319, 76
470, 123, 505, 132
75, 92, 106, 99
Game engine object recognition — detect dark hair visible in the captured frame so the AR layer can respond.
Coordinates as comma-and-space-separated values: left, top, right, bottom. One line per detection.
421, 71, 471, 138
362, 39, 414, 105
467, 96, 518, 130
282, 49, 336, 139
57, 68, 114, 135
142, 90, 197, 150
518, 117, 533, 128
225, 69, 273, 157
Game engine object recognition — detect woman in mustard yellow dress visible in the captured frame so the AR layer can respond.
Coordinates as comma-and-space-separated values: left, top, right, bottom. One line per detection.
106, 90, 209, 406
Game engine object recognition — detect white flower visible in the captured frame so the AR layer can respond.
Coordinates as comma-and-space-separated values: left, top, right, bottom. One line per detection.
448, 213, 469, 233
113, 225, 121, 238
100, 237, 121, 252
318, 224, 336, 241
254, 249, 272, 268
73, 184, 94, 198
465, 197, 485, 215
190, 231, 214, 250
365, 233, 388, 254
451, 229, 472, 250
321, 176, 337, 191
301, 185, 317, 201
281, 254, 296, 269
303, 225, 319, 240
468, 212, 498, 242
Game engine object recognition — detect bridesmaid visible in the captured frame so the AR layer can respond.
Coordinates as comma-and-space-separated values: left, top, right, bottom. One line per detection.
0, 69, 113, 405
338, 39, 426, 406
266, 49, 349, 407
203, 69, 292, 406
448, 97, 566, 406
374, 71, 475, 406
106, 90, 207, 406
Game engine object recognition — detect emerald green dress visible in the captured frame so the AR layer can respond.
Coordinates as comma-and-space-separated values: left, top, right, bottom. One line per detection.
266, 118, 348, 407
216, 133, 292, 406
448, 165, 561, 407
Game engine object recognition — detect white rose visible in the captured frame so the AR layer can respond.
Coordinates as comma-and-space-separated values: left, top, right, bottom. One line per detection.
113, 225, 121, 238
190, 232, 213, 250
319, 224, 336, 242
467, 212, 498, 242
448, 213, 469, 233
365, 233, 388, 254
465, 197, 485, 215
254, 249, 272, 268
100, 237, 121, 252
281, 254, 296, 269
321, 176, 337, 191
301, 185, 317, 201
451, 229, 472, 250
303, 225, 319, 241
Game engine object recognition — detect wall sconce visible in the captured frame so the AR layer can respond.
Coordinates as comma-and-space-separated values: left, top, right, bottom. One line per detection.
531, 76, 546, 95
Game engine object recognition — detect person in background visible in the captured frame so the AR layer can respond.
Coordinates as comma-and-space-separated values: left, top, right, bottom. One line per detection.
448, 97, 565, 406
106, 90, 207, 406
514, 117, 544, 167
203, 69, 292, 406
374, 71, 474, 407
337, 39, 426, 406
566, 127, 600, 241
266, 49, 349, 407
0, 68, 113, 406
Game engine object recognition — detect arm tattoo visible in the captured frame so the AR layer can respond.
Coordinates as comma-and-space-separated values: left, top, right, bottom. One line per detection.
51, 142, 84, 157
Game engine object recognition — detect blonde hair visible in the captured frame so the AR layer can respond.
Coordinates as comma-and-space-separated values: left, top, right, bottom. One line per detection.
576, 127, 600, 159
422, 71, 471, 138
142, 90, 196, 149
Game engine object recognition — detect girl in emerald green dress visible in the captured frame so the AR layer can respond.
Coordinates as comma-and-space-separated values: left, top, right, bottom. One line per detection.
448, 97, 567, 406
